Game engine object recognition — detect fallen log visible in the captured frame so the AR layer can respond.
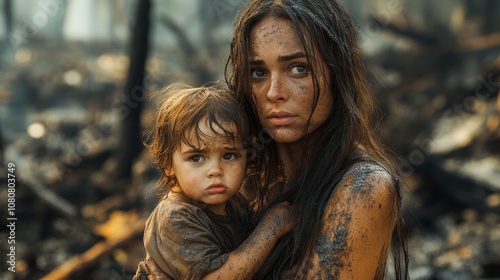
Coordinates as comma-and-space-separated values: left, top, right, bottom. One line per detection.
40, 214, 146, 280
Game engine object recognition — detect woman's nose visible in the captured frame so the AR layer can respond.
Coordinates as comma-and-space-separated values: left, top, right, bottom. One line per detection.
207, 160, 223, 178
267, 75, 288, 102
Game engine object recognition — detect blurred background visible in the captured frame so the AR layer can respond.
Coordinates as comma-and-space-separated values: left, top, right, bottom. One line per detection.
0, 0, 499, 279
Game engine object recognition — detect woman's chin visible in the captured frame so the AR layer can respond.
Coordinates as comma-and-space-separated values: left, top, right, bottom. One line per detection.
268, 129, 304, 144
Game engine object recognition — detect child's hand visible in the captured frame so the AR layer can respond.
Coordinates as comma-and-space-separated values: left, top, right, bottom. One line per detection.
263, 202, 296, 236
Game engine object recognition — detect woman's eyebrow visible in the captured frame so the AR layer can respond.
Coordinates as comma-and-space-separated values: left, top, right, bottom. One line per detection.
250, 52, 308, 65
277, 52, 307, 62
249, 59, 265, 66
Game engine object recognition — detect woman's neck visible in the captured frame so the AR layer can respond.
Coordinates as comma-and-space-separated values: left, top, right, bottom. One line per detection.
275, 123, 329, 181
276, 142, 304, 182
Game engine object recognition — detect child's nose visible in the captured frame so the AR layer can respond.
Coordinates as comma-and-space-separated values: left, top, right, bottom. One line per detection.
207, 160, 223, 178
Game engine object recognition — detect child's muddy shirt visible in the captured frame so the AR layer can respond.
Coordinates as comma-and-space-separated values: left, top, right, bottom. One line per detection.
144, 192, 251, 280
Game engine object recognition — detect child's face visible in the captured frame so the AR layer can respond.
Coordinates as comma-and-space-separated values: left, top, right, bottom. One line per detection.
167, 120, 247, 215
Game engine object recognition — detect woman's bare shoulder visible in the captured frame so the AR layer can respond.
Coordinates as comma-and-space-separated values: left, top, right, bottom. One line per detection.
338, 162, 395, 196
326, 162, 398, 224
301, 162, 398, 278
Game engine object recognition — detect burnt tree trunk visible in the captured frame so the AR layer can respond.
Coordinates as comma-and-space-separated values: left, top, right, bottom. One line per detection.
112, 0, 151, 181
160, 15, 213, 85
2, 0, 12, 57
4, 0, 12, 35
464, 0, 500, 34
484, 0, 500, 34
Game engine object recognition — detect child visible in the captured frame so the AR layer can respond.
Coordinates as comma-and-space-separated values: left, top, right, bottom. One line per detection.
142, 83, 293, 280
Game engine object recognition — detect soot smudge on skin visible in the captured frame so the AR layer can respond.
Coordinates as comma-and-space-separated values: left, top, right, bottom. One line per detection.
350, 164, 371, 194
311, 162, 390, 278
258, 23, 281, 45
299, 85, 309, 95
345, 163, 393, 213
315, 211, 351, 279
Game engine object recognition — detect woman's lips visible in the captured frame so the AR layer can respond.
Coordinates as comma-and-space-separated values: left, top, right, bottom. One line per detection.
268, 111, 297, 126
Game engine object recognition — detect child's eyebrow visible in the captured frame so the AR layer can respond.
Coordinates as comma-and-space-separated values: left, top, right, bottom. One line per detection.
181, 147, 206, 154
223, 145, 240, 151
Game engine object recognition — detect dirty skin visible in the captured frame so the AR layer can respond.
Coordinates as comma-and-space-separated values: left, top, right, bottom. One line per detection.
311, 162, 393, 279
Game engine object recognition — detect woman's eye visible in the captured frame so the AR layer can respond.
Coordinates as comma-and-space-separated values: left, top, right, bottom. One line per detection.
251, 69, 266, 78
223, 153, 238, 160
291, 65, 308, 74
190, 155, 203, 162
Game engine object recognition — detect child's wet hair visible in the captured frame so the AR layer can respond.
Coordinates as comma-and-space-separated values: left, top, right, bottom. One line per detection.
145, 82, 250, 193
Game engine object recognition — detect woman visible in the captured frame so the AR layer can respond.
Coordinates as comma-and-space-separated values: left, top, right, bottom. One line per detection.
136, 0, 409, 278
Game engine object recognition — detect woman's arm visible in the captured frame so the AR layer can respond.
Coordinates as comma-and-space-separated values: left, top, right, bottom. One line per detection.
302, 164, 398, 279
203, 202, 294, 280
134, 202, 294, 280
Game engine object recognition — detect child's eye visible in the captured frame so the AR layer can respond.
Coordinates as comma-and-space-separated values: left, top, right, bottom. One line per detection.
223, 152, 238, 160
291, 64, 308, 74
251, 69, 266, 78
189, 155, 204, 162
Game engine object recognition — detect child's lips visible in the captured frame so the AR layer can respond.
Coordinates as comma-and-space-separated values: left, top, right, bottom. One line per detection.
206, 183, 227, 194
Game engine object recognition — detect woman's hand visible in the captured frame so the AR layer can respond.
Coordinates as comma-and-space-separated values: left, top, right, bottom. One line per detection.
132, 256, 173, 280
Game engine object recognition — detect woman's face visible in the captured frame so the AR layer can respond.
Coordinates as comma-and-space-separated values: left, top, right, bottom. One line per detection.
249, 16, 333, 144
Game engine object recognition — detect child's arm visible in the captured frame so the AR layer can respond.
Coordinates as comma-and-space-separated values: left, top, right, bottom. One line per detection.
202, 201, 294, 280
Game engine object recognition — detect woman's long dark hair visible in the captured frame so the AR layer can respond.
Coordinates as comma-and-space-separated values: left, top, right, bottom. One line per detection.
226, 0, 409, 278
